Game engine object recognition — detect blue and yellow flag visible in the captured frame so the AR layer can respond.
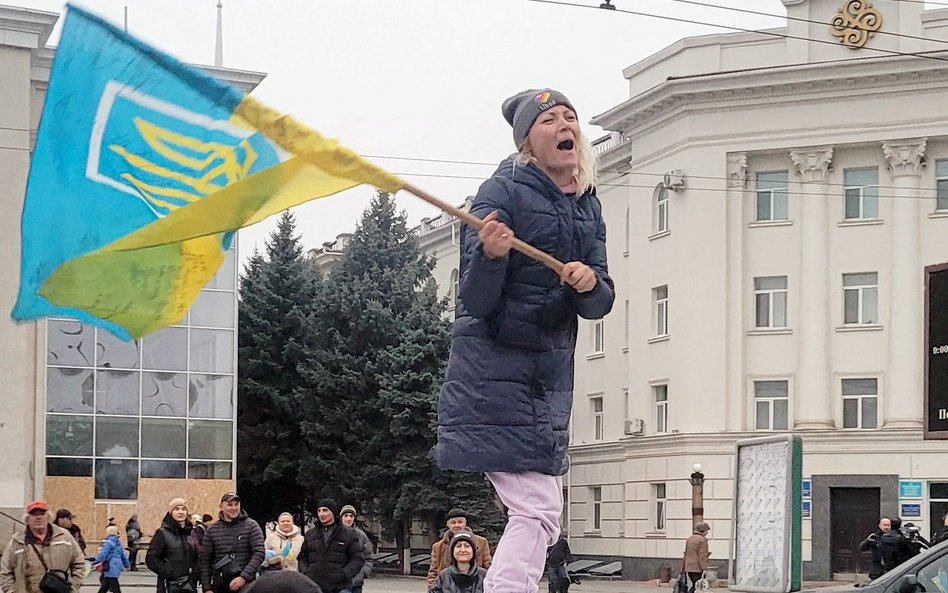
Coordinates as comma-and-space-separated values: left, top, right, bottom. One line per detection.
12, 5, 404, 339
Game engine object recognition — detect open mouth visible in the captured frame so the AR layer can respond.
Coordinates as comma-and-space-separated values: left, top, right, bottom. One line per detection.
557, 139, 574, 151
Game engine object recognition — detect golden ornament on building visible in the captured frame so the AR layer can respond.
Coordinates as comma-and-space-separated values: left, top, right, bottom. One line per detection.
830, 0, 883, 49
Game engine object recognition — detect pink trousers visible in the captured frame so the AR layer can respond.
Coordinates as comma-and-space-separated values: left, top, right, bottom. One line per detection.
485, 471, 563, 593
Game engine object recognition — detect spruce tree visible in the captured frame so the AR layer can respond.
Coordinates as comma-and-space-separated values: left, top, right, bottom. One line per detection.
236, 211, 317, 523
297, 191, 505, 558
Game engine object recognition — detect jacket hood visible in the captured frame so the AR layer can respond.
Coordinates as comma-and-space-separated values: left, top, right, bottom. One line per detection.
12, 523, 68, 544
161, 512, 194, 534
219, 509, 250, 524
274, 525, 301, 539
493, 157, 592, 199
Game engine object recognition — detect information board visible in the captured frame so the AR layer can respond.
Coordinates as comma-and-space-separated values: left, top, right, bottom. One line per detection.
730, 435, 802, 593
900, 481, 923, 499
926, 263, 948, 439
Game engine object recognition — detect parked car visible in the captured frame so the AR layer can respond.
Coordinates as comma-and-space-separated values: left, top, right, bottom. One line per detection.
825, 537, 948, 593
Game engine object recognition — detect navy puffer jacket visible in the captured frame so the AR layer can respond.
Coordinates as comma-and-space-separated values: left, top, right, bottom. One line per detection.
432, 158, 614, 476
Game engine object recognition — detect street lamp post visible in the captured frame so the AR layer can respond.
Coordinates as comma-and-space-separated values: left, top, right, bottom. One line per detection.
689, 463, 705, 527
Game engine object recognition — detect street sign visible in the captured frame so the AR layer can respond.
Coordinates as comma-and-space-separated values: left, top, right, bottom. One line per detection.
900, 481, 923, 499
802, 480, 811, 499
730, 435, 803, 593
802, 501, 811, 519
901, 503, 922, 518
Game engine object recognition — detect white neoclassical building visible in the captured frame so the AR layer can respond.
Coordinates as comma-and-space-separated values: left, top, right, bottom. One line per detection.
559, 0, 948, 580
398, 0, 948, 582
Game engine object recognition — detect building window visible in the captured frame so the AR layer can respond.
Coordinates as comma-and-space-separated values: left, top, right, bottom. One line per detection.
654, 285, 668, 337
448, 269, 459, 310
623, 299, 630, 349
652, 483, 666, 531
654, 185, 669, 234
591, 319, 604, 354
755, 276, 788, 328
937, 160, 948, 212
844, 167, 879, 220
842, 378, 878, 429
624, 388, 630, 421
755, 380, 789, 430
590, 487, 602, 531
592, 396, 604, 441
843, 272, 878, 325
44, 244, 239, 497
654, 385, 668, 434
625, 205, 631, 253
756, 171, 789, 222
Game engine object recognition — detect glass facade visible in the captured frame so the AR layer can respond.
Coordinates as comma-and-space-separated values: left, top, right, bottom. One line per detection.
44, 246, 238, 500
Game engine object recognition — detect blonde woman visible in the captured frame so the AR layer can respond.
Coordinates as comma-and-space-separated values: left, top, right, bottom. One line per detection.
262, 513, 303, 572
432, 88, 614, 593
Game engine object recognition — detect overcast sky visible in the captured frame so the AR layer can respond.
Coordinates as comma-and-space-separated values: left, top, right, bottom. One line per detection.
18, 0, 805, 264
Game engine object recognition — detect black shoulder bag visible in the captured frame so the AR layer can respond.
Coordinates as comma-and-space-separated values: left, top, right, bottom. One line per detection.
211, 526, 243, 585
160, 528, 196, 593
29, 544, 72, 593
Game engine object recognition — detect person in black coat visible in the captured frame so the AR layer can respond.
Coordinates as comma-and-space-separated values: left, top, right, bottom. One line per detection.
859, 517, 890, 580
933, 513, 948, 546
430, 532, 487, 593
298, 500, 364, 593
146, 498, 198, 593
546, 535, 573, 593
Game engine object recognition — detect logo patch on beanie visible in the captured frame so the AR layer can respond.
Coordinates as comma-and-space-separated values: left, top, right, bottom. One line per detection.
534, 91, 558, 112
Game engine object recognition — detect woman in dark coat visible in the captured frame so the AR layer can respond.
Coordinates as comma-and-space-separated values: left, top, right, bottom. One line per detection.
146, 498, 198, 593
432, 88, 614, 593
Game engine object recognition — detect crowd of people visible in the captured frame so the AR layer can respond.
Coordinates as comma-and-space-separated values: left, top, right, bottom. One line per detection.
0, 494, 367, 593
0, 496, 507, 593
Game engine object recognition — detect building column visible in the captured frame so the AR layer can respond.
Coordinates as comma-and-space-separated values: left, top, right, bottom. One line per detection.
883, 139, 927, 428
791, 147, 835, 429
725, 153, 746, 432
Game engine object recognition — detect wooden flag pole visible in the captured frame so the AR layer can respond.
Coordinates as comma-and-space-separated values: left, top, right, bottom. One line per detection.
400, 182, 565, 275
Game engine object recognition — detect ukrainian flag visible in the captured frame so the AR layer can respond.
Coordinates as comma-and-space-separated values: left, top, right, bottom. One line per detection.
12, 5, 404, 340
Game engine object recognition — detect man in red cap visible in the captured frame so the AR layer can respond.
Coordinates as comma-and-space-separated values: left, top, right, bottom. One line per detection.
0, 499, 84, 593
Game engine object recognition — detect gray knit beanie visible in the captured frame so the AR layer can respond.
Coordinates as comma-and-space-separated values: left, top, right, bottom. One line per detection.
502, 89, 576, 149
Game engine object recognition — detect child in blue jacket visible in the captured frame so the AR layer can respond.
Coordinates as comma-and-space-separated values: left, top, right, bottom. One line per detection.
95, 525, 130, 593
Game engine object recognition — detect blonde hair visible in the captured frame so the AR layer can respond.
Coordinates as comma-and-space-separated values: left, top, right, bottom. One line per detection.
515, 130, 599, 195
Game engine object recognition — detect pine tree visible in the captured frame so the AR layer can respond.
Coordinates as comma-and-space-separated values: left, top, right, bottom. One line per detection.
236, 211, 318, 523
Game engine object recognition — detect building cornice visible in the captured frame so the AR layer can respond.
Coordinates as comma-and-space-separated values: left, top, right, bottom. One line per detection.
198, 64, 267, 94
593, 54, 948, 140
570, 427, 929, 465
0, 4, 58, 50
620, 28, 786, 82
28, 47, 266, 95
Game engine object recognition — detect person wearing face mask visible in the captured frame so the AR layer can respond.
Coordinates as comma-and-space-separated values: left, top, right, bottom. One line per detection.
432, 89, 614, 593
262, 513, 303, 573
146, 498, 198, 593
430, 531, 487, 593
